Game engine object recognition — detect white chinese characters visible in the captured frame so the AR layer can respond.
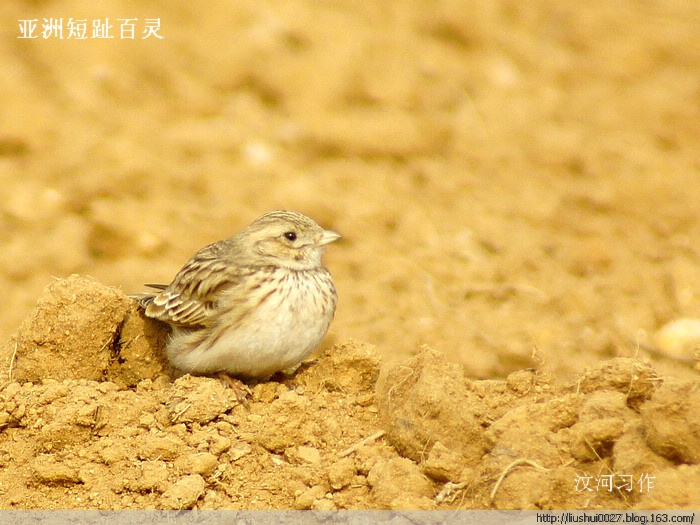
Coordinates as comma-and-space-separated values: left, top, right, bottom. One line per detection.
574, 473, 656, 493
18, 18, 163, 39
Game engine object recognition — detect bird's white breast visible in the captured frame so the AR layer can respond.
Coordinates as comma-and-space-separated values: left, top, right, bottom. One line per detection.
167, 269, 336, 378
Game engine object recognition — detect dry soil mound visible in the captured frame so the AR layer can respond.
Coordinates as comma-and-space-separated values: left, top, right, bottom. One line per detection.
1, 276, 698, 510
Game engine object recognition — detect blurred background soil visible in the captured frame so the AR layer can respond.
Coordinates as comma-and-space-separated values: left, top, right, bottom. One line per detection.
0, 0, 699, 510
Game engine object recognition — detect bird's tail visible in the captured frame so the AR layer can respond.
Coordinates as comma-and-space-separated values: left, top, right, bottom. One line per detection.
128, 284, 168, 309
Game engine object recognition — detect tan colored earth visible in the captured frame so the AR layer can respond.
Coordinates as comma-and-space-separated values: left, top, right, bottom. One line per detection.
0, 0, 699, 511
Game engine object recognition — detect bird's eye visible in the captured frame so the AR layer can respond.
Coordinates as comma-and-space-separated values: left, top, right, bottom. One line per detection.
284, 231, 297, 242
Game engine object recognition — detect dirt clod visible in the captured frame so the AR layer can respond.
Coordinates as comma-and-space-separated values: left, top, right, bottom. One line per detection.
641, 380, 700, 464
161, 474, 206, 510
572, 358, 662, 408
368, 457, 435, 509
569, 391, 631, 461
167, 375, 236, 425
10, 275, 130, 383
31, 455, 80, 485
378, 346, 489, 466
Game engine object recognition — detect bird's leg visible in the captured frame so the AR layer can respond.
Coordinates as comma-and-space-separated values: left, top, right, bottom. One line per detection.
216, 372, 252, 406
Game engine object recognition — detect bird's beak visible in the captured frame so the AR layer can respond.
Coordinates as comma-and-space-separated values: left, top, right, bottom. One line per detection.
318, 229, 342, 246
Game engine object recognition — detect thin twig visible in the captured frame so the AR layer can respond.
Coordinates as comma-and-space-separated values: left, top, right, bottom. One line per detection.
435, 481, 468, 504
170, 403, 191, 423
8, 340, 18, 383
338, 430, 386, 458
490, 459, 548, 504
386, 367, 414, 399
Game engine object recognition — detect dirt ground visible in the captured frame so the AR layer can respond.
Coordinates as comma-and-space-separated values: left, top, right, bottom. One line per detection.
0, 0, 699, 510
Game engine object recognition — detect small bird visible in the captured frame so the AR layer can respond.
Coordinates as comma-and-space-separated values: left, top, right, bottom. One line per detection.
134, 210, 340, 383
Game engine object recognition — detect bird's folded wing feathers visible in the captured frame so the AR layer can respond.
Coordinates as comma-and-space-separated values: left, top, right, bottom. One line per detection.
144, 253, 244, 328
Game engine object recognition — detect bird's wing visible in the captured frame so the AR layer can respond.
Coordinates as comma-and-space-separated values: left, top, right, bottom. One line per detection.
143, 243, 247, 328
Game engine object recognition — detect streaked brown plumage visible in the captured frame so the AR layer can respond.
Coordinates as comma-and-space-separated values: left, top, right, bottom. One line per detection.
134, 210, 340, 379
